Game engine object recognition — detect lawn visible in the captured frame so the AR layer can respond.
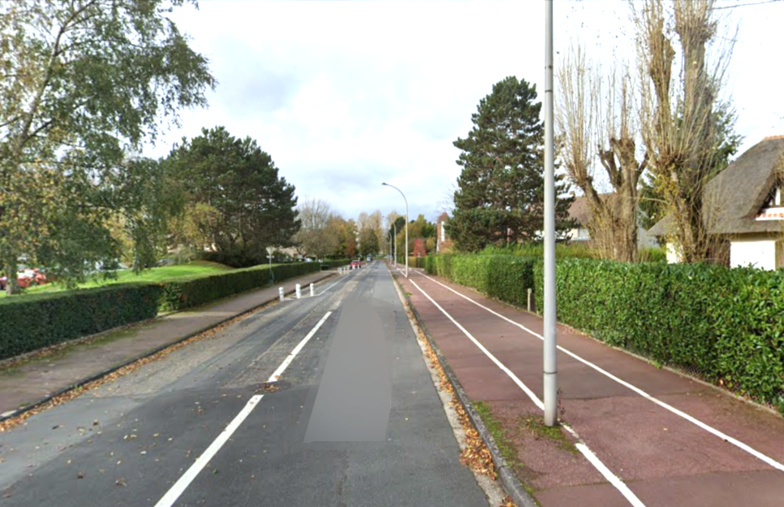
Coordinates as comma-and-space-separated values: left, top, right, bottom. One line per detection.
4, 261, 234, 297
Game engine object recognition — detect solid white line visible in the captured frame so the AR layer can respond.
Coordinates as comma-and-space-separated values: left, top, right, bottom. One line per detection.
415, 271, 784, 473
317, 279, 343, 296
410, 279, 543, 410
576, 443, 646, 507
155, 310, 334, 506
408, 278, 646, 507
268, 311, 332, 382
155, 394, 264, 507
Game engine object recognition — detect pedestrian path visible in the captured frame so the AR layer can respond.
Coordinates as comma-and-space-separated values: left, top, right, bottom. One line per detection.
393, 266, 784, 507
0, 270, 337, 420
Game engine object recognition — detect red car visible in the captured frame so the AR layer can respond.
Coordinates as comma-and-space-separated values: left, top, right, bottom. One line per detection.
0, 268, 48, 290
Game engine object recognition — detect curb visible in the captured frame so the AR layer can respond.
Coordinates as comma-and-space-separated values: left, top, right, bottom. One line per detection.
0, 272, 337, 424
390, 267, 538, 507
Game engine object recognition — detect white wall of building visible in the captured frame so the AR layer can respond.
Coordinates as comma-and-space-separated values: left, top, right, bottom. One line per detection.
730, 238, 777, 270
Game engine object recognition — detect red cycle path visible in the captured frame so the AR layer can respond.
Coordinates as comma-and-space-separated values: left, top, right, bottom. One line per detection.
396, 267, 784, 507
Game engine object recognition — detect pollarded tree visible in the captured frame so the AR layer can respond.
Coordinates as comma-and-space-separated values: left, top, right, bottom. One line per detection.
449, 76, 572, 252
557, 47, 648, 262
634, 0, 735, 262
0, 0, 215, 292
166, 127, 299, 267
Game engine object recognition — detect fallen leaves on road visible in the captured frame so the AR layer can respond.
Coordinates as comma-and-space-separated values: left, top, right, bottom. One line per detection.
406, 305, 497, 481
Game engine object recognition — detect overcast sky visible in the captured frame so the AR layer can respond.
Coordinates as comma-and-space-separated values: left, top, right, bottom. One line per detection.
144, 0, 784, 224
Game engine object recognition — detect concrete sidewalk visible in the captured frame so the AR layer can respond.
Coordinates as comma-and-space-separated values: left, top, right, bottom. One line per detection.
394, 266, 784, 507
0, 270, 338, 421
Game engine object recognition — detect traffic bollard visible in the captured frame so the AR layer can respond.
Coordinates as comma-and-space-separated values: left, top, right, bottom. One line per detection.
310, 283, 314, 297
295, 284, 301, 299
279, 287, 284, 302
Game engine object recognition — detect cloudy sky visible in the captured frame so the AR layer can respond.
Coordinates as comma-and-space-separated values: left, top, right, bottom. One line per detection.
145, 0, 784, 223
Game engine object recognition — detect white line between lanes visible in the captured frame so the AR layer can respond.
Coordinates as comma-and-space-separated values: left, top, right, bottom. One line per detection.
409, 279, 646, 507
414, 270, 784, 473
268, 311, 332, 382
155, 394, 263, 507
155, 311, 333, 507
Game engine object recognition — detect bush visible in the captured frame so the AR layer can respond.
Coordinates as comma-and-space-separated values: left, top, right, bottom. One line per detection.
0, 284, 162, 361
320, 259, 351, 269
428, 253, 784, 406
425, 254, 536, 307
158, 262, 322, 311
534, 259, 784, 406
0, 261, 328, 360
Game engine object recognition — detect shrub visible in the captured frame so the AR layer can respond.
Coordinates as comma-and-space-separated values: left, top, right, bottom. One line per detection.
0, 284, 162, 361
158, 262, 321, 311
428, 252, 784, 406
0, 261, 328, 360
425, 254, 536, 307
534, 259, 784, 406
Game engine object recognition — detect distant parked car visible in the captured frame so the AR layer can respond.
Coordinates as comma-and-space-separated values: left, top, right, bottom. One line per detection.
0, 268, 48, 290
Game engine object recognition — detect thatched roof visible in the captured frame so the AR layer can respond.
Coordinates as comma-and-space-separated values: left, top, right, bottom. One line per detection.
568, 193, 615, 226
648, 136, 784, 237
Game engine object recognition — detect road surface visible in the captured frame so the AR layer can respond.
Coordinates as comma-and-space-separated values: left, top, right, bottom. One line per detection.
0, 263, 491, 506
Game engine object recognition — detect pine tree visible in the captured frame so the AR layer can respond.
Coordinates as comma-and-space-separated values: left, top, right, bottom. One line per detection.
166, 127, 299, 267
449, 77, 572, 252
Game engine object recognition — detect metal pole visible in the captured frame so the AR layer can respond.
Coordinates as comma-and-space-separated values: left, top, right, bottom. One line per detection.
393, 223, 397, 268
382, 183, 408, 278
543, 0, 558, 427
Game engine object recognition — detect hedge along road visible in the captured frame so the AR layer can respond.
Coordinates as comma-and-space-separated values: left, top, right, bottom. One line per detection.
394, 266, 784, 507
0, 262, 494, 506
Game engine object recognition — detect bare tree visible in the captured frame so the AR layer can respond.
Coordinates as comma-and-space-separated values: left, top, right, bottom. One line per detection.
634, 0, 733, 262
293, 197, 339, 259
557, 47, 648, 261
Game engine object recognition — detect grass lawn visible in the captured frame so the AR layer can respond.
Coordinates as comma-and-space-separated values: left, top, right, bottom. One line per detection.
4, 261, 234, 298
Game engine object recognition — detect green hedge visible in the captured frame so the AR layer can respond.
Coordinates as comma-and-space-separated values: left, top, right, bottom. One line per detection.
425, 254, 536, 307
426, 253, 784, 407
158, 262, 322, 311
533, 259, 784, 406
0, 262, 327, 361
0, 284, 162, 360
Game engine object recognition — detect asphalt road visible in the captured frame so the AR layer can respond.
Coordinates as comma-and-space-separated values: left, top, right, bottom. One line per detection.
0, 263, 490, 506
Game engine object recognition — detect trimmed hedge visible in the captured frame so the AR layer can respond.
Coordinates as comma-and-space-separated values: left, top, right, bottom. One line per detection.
0, 284, 162, 360
0, 261, 328, 361
158, 262, 322, 311
425, 254, 536, 308
534, 259, 784, 406
426, 253, 784, 407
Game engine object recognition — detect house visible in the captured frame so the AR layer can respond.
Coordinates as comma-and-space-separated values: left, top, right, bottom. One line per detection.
567, 194, 658, 248
648, 135, 784, 270
436, 212, 453, 253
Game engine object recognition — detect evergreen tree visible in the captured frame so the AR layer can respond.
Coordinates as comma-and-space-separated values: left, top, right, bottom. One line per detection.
448, 76, 572, 252
166, 127, 299, 267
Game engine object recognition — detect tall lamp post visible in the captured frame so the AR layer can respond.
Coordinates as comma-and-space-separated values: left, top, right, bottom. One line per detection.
382, 182, 408, 278
543, 0, 557, 427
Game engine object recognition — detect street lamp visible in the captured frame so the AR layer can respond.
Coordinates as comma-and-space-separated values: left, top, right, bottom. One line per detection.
382, 182, 408, 278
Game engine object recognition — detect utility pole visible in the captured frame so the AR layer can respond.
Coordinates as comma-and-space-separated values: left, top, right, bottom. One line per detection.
543, 0, 558, 427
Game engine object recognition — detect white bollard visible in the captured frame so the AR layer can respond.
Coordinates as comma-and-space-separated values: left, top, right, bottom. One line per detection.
310, 283, 314, 297
279, 287, 284, 302
295, 284, 301, 299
